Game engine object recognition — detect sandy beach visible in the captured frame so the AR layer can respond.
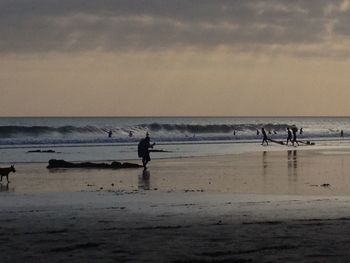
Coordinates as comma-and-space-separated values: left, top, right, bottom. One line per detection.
5, 0, 350, 261
2, 147, 350, 262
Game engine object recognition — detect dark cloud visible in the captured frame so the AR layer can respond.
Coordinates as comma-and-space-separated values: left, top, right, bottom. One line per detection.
0, 0, 347, 55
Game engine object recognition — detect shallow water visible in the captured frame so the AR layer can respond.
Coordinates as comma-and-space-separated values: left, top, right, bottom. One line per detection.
3, 148, 350, 196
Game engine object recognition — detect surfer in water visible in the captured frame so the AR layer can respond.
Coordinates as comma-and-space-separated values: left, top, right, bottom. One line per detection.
138, 133, 155, 168
261, 128, 269, 146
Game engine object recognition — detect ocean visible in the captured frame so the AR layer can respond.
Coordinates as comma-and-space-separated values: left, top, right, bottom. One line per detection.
0, 116, 349, 164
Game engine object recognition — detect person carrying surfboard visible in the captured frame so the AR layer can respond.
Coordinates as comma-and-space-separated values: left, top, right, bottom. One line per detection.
138, 133, 155, 168
292, 127, 299, 146
261, 128, 269, 146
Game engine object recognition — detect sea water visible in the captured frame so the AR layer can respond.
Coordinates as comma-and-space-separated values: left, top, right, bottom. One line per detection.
0, 117, 349, 164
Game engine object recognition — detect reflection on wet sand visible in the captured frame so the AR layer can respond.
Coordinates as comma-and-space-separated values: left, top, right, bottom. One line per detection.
287, 150, 298, 182
9, 149, 350, 195
262, 151, 267, 177
138, 169, 151, 190
0, 182, 14, 192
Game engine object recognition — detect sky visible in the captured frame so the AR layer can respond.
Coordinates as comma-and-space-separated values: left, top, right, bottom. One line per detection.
1, 0, 350, 116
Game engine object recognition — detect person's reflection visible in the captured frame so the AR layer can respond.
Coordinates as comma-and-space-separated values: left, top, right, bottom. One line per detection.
262, 151, 267, 177
138, 169, 151, 190
288, 150, 292, 172
287, 150, 298, 181
293, 150, 297, 172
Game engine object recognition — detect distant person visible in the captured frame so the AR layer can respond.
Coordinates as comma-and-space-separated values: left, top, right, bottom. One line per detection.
233, 130, 236, 136
129, 131, 133, 137
268, 130, 272, 135
341, 130, 344, 138
299, 128, 303, 135
261, 128, 269, 146
286, 127, 293, 145
108, 130, 113, 138
138, 133, 155, 168
257, 129, 260, 136
292, 127, 299, 146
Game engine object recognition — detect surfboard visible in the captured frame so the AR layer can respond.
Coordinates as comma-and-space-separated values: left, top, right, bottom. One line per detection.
268, 138, 285, 145
297, 140, 315, 145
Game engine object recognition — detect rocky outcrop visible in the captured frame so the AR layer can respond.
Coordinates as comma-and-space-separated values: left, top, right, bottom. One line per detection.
27, 149, 57, 153
47, 159, 143, 169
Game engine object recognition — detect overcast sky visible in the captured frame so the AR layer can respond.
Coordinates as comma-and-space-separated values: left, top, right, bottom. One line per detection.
1, 0, 350, 116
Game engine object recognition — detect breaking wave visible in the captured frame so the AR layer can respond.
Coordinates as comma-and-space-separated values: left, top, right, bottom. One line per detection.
0, 125, 103, 137
143, 123, 290, 133
0, 120, 344, 146
0, 123, 291, 137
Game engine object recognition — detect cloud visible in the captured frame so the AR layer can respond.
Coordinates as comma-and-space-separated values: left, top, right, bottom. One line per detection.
0, 0, 349, 56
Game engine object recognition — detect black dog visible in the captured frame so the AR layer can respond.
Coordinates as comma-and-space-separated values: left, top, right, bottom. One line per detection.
0, 165, 16, 183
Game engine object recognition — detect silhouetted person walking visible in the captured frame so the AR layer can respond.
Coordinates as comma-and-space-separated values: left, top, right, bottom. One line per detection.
261, 128, 269, 146
138, 133, 155, 168
286, 127, 292, 145
341, 130, 344, 137
292, 127, 299, 146
299, 128, 303, 135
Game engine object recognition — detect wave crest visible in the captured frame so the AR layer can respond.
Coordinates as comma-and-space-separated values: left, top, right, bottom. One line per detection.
0, 123, 292, 138
144, 123, 290, 133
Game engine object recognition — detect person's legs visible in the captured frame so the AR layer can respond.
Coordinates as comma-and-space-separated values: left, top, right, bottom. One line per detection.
142, 153, 150, 168
293, 139, 298, 147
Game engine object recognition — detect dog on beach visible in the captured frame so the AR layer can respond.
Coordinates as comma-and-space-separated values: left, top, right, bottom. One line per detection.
0, 165, 16, 183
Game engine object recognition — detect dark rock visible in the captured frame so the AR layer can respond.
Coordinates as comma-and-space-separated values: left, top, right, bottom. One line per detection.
27, 149, 57, 153
111, 161, 122, 168
121, 162, 143, 168
47, 159, 143, 169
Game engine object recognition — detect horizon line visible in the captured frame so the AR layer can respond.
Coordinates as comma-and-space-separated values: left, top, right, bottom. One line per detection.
1, 115, 350, 118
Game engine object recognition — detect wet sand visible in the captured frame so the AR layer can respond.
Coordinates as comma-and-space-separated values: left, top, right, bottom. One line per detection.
2, 148, 350, 262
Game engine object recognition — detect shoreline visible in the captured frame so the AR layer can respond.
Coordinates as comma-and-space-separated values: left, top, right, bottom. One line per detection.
0, 137, 350, 166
